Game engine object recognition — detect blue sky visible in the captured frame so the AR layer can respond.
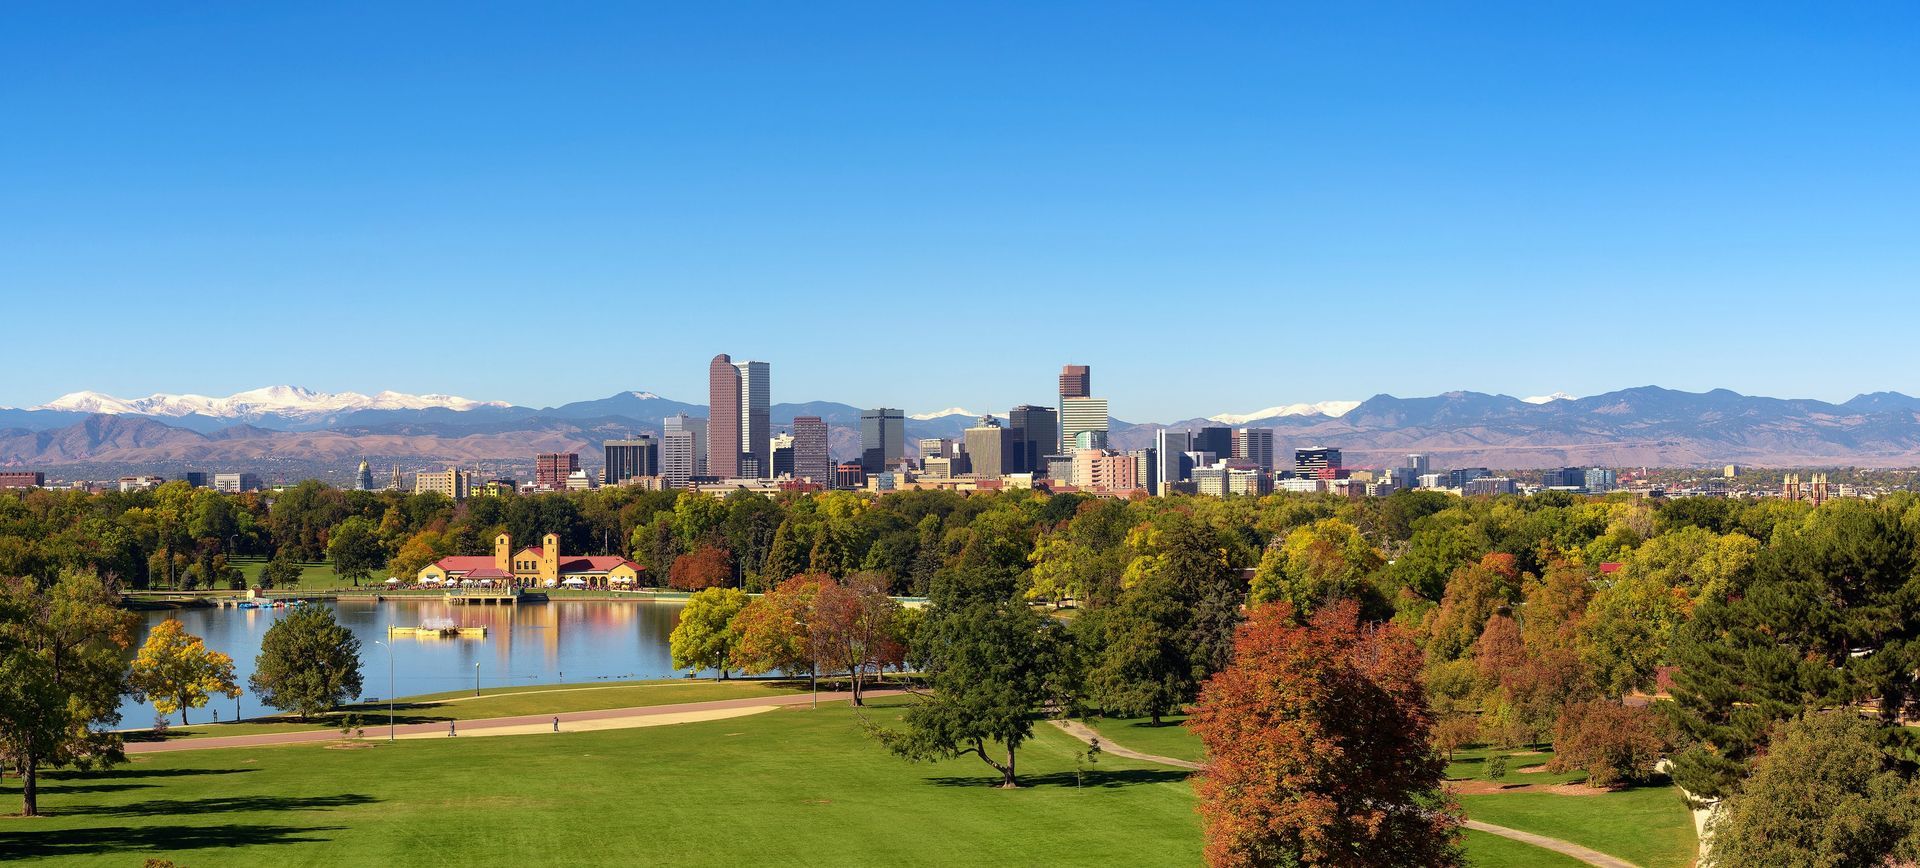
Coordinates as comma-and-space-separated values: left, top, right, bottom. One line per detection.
2, 3, 1916, 420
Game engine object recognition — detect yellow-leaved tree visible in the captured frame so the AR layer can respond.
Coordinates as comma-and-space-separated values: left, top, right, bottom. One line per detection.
129, 619, 241, 725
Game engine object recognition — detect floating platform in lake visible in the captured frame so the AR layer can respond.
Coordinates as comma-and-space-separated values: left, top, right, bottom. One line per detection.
387, 624, 488, 638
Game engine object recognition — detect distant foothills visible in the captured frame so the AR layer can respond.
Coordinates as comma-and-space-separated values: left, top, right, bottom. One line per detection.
10, 383, 1920, 472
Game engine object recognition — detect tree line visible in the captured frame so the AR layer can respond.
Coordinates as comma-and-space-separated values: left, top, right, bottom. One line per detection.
8, 481, 1920, 862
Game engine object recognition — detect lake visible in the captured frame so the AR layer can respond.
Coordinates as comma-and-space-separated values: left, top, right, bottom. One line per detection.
121, 599, 692, 726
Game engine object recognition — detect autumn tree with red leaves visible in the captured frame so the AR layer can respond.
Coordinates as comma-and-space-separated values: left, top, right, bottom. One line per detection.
732, 573, 834, 677
668, 544, 733, 590
1190, 600, 1461, 868
810, 571, 905, 706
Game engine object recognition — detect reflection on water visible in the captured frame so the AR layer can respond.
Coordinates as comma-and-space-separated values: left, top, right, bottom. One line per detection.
121, 600, 691, 725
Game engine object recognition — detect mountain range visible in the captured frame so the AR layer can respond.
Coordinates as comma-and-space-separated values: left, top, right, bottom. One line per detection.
9, 385, 1920, 473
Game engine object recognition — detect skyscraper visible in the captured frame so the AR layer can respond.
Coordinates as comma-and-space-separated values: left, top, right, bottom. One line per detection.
1234, 428, 1275, 472
665, 413, 707, 476
1407, 453, 1430, 475
1009, 405, 1058, 477
736, 359, 771, 477
1153, 428, 1191, 496
1059, 396, 1108, 455
770, 432, 795, 478
792, 416, 832, 484
1194, 427, 1232, 463
963, 415, 1016, 478
602, 437, 658, 485
707, 355, 742, 479
1294, 447, 1342, 479
1059, 364, 1090, 401
860, 408, 905, 474
662, 431, 697, 489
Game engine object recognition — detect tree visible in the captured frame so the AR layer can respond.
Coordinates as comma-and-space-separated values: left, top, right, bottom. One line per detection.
1189, 600, 1461, 868
1249, 518, 1385, 617
668, 544, 733, 591
129, 619, 240, 725
1084, 573, 1195, 724
732, 574, 832, 676
1704, 712, 1920, 867
808, 572, 903, 705
259, 556, 304, 590
326, 515, 385, 587
1547, 700, 1665, 788
670, 587, 749, 679
249, 602, 362, 720
1578, 571, 1689, 696
0, 571, 138, 816
877, 600, 1074, 788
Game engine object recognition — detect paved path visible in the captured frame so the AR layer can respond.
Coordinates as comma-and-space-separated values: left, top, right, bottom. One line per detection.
128, 689, 903, 754
1462, 820, 1639, 868
1048, 719, 1204, 770
1047, 719, 1636, 868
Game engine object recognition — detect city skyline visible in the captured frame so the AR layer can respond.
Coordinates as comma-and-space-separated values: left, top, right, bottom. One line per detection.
5, 6, 1918, 418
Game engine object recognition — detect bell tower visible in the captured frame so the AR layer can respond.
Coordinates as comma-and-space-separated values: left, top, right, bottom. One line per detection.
494, 533, 511, 572
541, 533, 560, 584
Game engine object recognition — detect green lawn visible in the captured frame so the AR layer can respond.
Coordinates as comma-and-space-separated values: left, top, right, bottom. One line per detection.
233, 557, 353, 590
131, 678, 811, 741
1081, 714, 1206, 764
1446, 746, 1698, 868
5, 699, 1203, 866
1462, 829, 1588, 867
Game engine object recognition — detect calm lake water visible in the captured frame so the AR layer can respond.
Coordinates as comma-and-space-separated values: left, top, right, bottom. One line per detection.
122, 599, 691, 726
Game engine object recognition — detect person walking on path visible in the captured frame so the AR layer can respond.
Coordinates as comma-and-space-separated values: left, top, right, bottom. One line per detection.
449, 721, 457, 737
552, 716, 559, 732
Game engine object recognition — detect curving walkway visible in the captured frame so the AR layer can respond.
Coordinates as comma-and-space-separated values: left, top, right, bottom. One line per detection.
127, 690, 903, 753
1047, 718, 1637, 868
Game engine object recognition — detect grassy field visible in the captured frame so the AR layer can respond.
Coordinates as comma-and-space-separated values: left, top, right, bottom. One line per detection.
1080, 714, 1206, 764
1447, 747, 1698, 868
6, 698, 1203, 867
130, 678, 812, 741
1461, 829, 1588, 867
232, 557, 352, 590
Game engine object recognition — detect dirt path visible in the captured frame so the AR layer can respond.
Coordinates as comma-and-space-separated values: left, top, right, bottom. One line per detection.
1048, 719, 1204, 770
127, 690, 903, 753
1046, 720, 1636, 868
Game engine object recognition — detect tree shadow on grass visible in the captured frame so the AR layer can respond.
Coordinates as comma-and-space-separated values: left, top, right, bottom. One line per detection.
923, 769, 1190, 789
55, 793, 378, 818
0, 823, 343, 858
15, 782, 155, 795
44, 768, 258, 782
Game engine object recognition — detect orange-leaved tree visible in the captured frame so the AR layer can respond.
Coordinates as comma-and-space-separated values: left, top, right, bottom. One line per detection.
129, 618, 241, 725
1190, 599, 1461, 867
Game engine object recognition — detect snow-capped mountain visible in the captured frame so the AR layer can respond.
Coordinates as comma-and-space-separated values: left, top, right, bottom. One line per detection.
910, 407, 977, 421
1522, 392, 1578, 404
35, 386, 508, 419
1208, 401, 1361, 425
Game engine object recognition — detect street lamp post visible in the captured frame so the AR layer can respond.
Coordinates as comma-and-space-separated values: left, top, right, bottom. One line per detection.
474, 662, 480, 697
374, 640, 395, 741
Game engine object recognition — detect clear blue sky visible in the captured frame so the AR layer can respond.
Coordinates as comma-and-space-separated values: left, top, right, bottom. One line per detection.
3, 3, 1916, 420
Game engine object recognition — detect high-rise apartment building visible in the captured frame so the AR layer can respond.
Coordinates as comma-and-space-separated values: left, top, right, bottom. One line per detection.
1071, 449, 1139, 491
412, 468, 469, 499
602, 438, 658, 485
1059, 397, 1108, 456
1293, 447, 1342, 479
792, 416, 832, 484
1059, 364, 1091, 401
1233, 428, 1275, 472
536, 453, 580, 490
918, 438, 954, 460
1009, 405, 1058, 476
1194, 427, 1232, 463
860, 408, 905, 474
664, 413, 707, 476
1153, 429, 1192, 496
707, 355, 743, 479
963, 416, 1017, 478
